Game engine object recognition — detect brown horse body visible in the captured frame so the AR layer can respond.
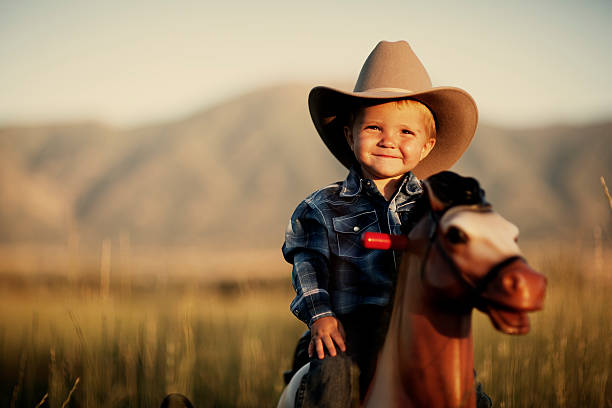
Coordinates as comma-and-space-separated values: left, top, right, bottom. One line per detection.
364, 251, 479, 407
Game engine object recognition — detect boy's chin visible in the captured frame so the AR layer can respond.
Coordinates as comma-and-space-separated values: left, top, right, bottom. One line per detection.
361, 165, 412, 181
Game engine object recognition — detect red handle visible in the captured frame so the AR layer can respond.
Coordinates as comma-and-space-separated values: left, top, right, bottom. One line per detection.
361, 232, 409, 250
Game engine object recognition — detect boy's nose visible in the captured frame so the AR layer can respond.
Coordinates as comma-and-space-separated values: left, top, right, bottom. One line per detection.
378, 133, 396, 148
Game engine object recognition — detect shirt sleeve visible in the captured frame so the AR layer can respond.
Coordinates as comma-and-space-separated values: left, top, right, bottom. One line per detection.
282, 199, 335, 327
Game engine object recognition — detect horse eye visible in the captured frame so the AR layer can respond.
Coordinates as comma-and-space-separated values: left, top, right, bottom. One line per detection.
446, 226, 468, 244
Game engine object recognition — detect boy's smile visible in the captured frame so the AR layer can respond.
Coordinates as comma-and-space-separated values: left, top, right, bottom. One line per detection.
344, 101, 436, 197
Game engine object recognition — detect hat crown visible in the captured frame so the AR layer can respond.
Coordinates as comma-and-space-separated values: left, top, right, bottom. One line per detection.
354, 41, 432, 93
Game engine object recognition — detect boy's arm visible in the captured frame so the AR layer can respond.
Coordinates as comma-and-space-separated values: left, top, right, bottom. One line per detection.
283, 200, 334, 326
287, 250, 334, 326
283, 200, 346, 358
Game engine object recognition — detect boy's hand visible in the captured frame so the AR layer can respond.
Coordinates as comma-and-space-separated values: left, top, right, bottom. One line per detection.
308, 316, 347, 359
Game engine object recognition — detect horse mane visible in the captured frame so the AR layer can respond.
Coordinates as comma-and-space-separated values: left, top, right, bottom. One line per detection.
425, 171, 488, 211
403, 171, 488, 236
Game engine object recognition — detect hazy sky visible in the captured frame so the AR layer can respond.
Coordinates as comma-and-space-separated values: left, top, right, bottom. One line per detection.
1, 0, 611, 127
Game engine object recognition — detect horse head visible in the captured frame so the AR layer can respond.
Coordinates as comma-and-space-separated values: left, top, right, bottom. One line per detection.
423, 171, 547, 335
364, 171, 547, 335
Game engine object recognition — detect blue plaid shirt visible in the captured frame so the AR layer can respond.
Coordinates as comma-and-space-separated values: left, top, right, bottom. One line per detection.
282, 166, 424, 327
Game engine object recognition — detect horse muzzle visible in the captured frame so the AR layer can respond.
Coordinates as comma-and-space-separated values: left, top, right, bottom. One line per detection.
477, 258, 547, 335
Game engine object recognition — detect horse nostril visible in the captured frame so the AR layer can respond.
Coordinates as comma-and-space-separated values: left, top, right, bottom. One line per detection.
502, 273, 525, 294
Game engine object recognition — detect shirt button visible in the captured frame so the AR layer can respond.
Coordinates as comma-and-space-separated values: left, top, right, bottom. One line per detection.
353, 226, 360, 232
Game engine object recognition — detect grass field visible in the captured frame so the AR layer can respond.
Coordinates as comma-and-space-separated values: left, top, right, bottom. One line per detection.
1, 245, 610, 407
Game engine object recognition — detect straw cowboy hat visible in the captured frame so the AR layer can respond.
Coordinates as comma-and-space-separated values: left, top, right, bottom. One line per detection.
308, 40, 478, 179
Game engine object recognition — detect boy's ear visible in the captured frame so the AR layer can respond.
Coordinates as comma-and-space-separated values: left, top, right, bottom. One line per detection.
419, 137, 436, 161
343, 125, 355, 151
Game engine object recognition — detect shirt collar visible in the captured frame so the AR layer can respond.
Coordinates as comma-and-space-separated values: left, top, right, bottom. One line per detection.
340, 165, 423, 200
339, 166, 363, 197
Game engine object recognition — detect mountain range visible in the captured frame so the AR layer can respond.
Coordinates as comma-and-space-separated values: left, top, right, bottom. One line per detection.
1, 83, 611, 252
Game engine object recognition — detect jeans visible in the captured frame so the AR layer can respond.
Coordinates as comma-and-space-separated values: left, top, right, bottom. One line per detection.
294, 305, 391, 408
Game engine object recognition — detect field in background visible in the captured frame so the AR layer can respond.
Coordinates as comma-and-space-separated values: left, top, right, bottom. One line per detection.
1, 244, 611, 407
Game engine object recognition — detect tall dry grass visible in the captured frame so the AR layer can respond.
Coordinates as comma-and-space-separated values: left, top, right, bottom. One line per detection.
473, 247, 611, 407
1, 243, 610, 407
1, 280, 302, 408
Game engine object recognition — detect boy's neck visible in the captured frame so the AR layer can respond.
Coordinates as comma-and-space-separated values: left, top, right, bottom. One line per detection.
370, 177, 403, 201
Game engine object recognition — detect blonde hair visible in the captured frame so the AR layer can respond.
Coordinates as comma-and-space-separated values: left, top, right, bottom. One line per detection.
394, 99, 436, 140
346, 99, 437, 140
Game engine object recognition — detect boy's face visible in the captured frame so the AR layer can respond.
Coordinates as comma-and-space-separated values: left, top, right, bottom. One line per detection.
344, 101, 436, 182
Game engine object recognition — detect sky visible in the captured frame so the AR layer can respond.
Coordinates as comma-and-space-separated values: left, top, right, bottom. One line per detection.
1, 0, 611, 128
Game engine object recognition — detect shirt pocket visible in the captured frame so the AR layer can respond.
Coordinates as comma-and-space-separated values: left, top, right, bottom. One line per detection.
332, 210, 380, 258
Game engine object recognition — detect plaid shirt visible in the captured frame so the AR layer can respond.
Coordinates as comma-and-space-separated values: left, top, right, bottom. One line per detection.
282, 166, 424, 327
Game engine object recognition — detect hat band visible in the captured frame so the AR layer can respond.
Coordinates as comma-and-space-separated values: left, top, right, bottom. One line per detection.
355, 87, 415, 94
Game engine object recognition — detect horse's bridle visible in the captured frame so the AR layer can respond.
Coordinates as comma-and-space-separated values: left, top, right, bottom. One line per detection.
420, 205, 525, 300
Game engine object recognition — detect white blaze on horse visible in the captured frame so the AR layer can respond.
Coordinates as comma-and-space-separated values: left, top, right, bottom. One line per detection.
278, 172, 547, 408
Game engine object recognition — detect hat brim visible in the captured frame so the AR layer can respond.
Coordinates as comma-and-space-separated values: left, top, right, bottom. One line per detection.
308, 86, 478, 179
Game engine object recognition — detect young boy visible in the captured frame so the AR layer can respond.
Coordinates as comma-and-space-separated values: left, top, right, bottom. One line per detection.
282, 41, 479, 407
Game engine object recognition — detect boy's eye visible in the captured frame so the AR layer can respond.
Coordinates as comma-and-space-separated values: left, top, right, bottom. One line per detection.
365, 125, 381, 131
401, 129, 415, 135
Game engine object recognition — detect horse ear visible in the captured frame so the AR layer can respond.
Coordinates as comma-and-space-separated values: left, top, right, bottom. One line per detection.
422, 179, 448, 212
